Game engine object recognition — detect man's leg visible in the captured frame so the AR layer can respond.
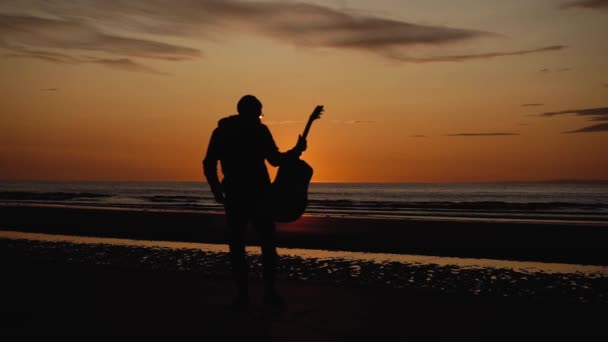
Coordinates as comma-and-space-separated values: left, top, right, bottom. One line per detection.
253, 215, 282, 305
226, 208, 249, 302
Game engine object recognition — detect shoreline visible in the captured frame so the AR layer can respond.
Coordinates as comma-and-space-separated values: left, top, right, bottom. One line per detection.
2, 201, 607, 226
3, 230, 606, 274
2, 231, 606, 304
1, 204, 608, 265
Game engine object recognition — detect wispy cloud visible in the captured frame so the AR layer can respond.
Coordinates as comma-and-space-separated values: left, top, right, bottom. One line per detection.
447, 133, 519, 136
540, 67, 571, 73
345, 120, 376, 124
265, 119, 374, 126
521, 103, 544, 107
0, 14, 202, 60
539, 106, 608, 133
332, 120, 376, 124
564, 123, 608, 133
410, 135, 427, 138
540, 107, 608, 118
588, 116, 608, 121
2, 45, 82, 64
40, 88, 57, 91
0, 13, 198, 74
91, 58, 169, 75
560, 0, 608, 10
0, 0, 566, 72
2, 41, 167, 74
390, 45, 565, 63
263, 120, 304, 125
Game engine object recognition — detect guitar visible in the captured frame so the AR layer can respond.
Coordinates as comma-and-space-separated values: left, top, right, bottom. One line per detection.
273, 105, 324, 222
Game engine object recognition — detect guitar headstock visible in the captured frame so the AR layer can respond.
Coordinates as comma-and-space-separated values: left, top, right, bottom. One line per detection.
310, 105, 324, 121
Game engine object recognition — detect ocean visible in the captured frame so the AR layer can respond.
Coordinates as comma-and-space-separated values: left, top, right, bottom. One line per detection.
1, 181, 607, 224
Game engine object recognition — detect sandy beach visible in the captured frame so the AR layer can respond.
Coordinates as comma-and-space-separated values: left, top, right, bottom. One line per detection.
2, 236, 606, 341
1, 204, 607, 340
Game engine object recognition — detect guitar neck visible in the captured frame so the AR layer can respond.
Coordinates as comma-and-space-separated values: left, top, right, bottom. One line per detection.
302, 106, 323, 139
302, 117, 316, 139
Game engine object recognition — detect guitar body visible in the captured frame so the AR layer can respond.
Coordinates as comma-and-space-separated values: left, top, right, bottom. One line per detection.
271, 104, 323, 223
273, 158, 313, 222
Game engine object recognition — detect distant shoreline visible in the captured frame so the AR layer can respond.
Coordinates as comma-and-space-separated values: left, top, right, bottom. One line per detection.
2, 202, 607, 226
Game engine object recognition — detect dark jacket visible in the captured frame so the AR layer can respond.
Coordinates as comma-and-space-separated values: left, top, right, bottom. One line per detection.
203, 115, 298, 201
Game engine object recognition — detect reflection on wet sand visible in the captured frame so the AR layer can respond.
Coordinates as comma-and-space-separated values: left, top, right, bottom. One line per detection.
1, 231, 606, 303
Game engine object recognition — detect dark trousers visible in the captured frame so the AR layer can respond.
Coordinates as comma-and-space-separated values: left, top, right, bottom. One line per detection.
225, 199, 277, 295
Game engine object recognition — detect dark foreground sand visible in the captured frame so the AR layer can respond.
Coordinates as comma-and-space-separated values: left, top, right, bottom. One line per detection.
1, 204, 607, 340
1, 241, 606, 341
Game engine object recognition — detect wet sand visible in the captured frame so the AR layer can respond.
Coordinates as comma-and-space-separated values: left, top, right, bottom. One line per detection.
2, 232, 606, 303
1, 237, 605, 341
1, 204, 607, 264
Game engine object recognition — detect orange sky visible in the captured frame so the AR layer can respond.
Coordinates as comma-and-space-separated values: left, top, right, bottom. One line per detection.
1, 0, 607, 182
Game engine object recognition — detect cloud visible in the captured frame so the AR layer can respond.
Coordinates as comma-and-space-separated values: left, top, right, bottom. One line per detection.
263, 120, 304, 125
588, 116, 608, 121
410, 135, 427, 138
447, 133, 519, 136
540, 107, 608, 119
30, 1, 493, 49
2, 46, 82, 64
561, 0, 608, 10
2, 42, 166, 74
265, 119, 373, 126
40, 88, 57, 91
0, 0, 566, 70
0, 12, 199, 74
521, 103, 543, 107
539, 106, 608, 132
389, 45, 565, 63
540, 67, 571, 73
91, 58, 168, 75
332, 120, 376, 124
0, 14, 202, 60
344, 120, 376, 124
603, 83, 608, 88
564, 123, 608, 133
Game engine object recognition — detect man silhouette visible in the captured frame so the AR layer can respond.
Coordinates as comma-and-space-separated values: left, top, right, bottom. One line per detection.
203, 95, 306, 308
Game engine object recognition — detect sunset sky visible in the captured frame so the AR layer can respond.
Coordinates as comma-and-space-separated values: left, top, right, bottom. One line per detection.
1, 0, 607, 182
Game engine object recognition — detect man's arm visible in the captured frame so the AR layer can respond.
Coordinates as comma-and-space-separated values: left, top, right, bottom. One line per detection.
265, 127, 307, 167
202, 128, 225, 204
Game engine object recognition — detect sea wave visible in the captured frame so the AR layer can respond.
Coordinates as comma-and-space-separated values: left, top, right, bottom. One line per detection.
308, 199, 608, 212
1, 182, 607, 222
0, 191, 111, 201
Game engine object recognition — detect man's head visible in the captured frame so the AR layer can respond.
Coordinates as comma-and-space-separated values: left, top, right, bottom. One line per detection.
237, 95, 262, 121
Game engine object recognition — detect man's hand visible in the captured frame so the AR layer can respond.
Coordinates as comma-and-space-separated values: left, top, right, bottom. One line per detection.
210, 184, 225, 204
294, 135, 307, 154
213, 191, 225, 204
